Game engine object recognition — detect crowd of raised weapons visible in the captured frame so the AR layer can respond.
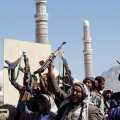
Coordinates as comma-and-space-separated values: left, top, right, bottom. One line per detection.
0, 42, 75, 119
4, 42, 73, 94
1, 42, 120, 120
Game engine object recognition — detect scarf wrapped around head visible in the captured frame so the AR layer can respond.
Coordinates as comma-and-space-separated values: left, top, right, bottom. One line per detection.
37, 94, 58, 114
73, 82, 90, 100
83, 77, 98, 90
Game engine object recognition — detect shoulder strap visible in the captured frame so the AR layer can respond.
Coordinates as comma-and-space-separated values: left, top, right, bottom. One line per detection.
78, 102, 84, 120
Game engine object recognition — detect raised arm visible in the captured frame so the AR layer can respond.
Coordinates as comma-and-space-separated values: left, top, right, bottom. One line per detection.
10, 69, 23, 91
47, 58, 68, 101
19, 89, 36, 120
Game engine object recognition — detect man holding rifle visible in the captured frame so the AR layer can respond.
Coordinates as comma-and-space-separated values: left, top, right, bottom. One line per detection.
47, 58, 99, 120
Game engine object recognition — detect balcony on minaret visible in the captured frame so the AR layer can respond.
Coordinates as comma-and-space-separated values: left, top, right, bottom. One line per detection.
34, 13, 48, 21
83, 49, 92, 55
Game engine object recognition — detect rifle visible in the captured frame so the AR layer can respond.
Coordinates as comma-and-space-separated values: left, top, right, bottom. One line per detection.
63, 58, 74, 86
20, 52, 32, 93
34, 42, 66, 74
4, 52, 26, 70
59, 52, 74, 92
4, 52, 25, 81
5, 59, 20, 70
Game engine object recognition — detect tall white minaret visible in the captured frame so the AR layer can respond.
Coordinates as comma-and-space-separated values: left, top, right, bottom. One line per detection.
83, 20, 93, 77
34, 0, 48, 44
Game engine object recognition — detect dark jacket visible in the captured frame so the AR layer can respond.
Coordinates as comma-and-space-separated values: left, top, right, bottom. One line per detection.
19, 94, 58, 120
108, 96, 120, 120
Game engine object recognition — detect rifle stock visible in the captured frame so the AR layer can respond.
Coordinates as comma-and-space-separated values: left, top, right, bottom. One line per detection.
5, 52, 25, 70
5, 59, 20, 70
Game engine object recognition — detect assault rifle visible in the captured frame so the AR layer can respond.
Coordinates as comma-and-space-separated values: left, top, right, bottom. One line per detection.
5, 52, 26, 70
5, 58, 20, 70
63, 58, 74, 86
19, 52, 32, 93
34, 42, 66, 74
19, 52, 30, 73
4, 52, 25, 81
59, 52, 74, 92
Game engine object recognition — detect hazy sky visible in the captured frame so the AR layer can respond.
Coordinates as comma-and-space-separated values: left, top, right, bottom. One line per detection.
0, 0, 120, 80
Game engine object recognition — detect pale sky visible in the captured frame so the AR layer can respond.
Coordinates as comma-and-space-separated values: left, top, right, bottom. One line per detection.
0, 0, 120, 80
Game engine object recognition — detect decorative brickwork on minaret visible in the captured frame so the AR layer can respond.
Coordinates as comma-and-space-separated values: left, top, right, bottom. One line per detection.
35, 0, 48, 44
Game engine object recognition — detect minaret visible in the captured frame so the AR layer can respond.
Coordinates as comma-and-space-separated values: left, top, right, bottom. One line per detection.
83, 20, 93, 77
34, 0, 48, 44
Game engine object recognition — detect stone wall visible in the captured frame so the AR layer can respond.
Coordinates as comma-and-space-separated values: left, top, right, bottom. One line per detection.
3, 39, 51, 106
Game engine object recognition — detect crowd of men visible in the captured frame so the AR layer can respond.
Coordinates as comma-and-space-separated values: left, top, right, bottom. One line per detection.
4, 55, 120, 120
